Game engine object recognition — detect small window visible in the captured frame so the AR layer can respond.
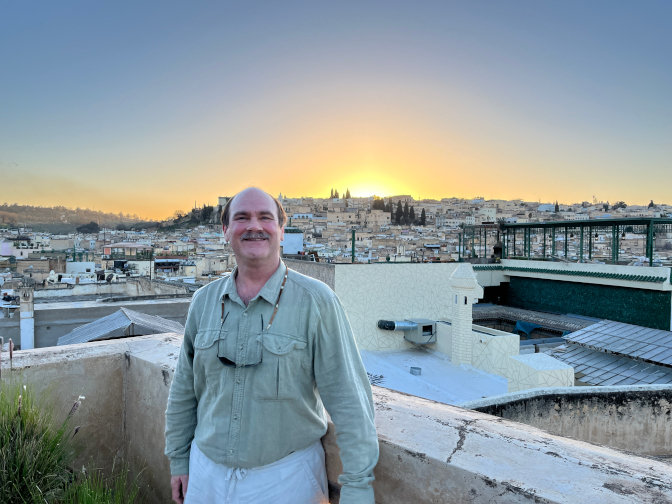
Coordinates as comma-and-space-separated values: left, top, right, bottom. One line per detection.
422, 325, 433, 336
464, 296, 468, 305
86, 269, 91, 272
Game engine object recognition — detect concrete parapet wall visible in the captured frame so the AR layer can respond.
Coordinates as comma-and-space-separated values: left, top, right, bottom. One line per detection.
3, 336, 672, 503
285, 259, 336, 290
461, 385, 672, 457
34, 282, 129, 298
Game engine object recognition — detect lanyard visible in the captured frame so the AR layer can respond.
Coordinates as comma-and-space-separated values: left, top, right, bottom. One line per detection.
221, 267, 289, 331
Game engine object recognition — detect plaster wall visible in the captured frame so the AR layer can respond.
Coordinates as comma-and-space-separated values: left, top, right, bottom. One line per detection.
3, 337, 672, 504
66, 262, 96, 274
475, 269, 508, 287
462, 385, 672, 456
333, 263, 459, 350
471, 330, 519, 377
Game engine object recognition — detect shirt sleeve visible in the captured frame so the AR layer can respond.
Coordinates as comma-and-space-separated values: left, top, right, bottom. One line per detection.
313, 296, 379, 504
164, 296, 200, 476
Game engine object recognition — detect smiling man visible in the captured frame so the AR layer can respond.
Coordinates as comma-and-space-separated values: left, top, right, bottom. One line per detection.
165, 187, 379, 503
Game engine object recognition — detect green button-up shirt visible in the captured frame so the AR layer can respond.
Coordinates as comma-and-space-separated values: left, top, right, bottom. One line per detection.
165, 261, 378, 502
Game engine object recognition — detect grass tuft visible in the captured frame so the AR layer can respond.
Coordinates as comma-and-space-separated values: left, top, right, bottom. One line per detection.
0, 378, 77, 503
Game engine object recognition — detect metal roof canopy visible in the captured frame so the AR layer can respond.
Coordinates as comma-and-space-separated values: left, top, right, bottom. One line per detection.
565, 320, 672, 367
57, 307, 184, 346
552, 342, 672, 386
500, 217, 672, 265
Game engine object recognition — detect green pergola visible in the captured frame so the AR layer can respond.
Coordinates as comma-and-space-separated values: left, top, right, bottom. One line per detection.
497, 217, 672, 266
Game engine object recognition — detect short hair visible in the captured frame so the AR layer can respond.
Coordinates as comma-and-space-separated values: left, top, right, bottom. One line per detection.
221, 190, 287, 228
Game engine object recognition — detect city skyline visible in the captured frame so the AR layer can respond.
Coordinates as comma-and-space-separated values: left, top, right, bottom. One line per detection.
2, 1, 670, 219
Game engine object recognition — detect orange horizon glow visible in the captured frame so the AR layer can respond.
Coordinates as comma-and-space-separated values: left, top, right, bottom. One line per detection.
3, 3, 669, 220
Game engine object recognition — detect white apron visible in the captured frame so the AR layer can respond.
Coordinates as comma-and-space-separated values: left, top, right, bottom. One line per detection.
184, 440, 329, 504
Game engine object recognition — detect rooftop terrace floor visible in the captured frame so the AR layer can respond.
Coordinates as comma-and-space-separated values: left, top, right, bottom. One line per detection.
360, 348, 507, 404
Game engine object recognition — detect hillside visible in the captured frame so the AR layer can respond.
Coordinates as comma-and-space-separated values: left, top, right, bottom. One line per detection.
0, 203, 156, 233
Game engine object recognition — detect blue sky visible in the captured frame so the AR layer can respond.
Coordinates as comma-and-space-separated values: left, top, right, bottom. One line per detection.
1, 1, 670, 218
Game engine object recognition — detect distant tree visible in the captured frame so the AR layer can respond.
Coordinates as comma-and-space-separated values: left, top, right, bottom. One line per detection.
420, 208, 426, 226
648, 200, 655, 208
613, 201, 627, 210
372, 197, 386, 211
345, 188, 351, 199
116, 223, 128, 231
554, 201, 559, 213
395, 201, 403, 224
334, 189, 339, 199
403, 202, 409, 225
528, 212, 533, 218
603, 203, 609, 211
330, 188, 334, 199
201, 205, 214, 222
173, 210, 185, 220
385, 201, 392, 212
409, 206, 415, 223
76, 221, 100, 234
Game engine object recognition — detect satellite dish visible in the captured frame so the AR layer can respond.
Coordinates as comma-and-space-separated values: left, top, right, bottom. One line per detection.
106, 274, 114, 283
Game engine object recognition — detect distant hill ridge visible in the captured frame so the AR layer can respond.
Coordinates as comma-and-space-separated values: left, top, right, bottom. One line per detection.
0, 203, 152, 233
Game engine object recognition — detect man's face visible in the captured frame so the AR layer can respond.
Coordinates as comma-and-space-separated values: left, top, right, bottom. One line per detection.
223, 189, 284, 265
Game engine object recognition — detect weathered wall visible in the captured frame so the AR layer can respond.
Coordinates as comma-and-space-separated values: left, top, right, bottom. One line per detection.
126, 278, 190, 296
0, 341, 126, 474
324, 387, 672, 504
504, 277, 672, 330
34, 282, 129, 298
462, 385, 672, 456
285, 259, 336, 290
4, 337, 672, 504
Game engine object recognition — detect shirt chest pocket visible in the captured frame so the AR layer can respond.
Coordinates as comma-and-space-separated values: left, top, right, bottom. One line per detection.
193, 329, 229, 392
253, 332, 309, 401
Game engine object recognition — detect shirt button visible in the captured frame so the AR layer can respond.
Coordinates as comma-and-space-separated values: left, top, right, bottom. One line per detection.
243, 313, 248, 317
229, 449, 234, 454
240, 345, 244, 350
236, 379, 241, 384
233, 415, 238, 420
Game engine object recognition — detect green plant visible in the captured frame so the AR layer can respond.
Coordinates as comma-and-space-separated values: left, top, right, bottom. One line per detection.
0, 379, 79, 503
64, 462, 142, 504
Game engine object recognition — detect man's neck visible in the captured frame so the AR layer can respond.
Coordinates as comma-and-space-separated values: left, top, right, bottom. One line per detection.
235, 257, 281, 306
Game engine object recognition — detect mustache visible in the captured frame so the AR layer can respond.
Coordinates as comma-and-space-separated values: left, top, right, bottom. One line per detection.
241, 231, 271, 240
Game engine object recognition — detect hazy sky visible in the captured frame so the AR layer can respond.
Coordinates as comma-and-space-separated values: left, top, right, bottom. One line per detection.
1, 1, 670, 219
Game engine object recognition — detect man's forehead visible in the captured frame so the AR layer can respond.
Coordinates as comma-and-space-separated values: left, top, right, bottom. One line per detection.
231, 189, 277, 214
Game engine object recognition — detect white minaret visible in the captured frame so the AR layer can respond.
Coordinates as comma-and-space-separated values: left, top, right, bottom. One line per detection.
449, 264, 480, 366
19, 287, 35, 350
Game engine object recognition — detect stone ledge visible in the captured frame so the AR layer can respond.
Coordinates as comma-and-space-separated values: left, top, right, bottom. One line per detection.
3, 336, 672, 503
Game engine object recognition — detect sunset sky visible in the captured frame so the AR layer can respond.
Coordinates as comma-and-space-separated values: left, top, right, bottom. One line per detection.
1, 1, 670, 219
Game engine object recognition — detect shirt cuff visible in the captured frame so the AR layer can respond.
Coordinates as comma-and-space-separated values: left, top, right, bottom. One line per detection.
339, 483, 375, 504
170, 457, 190, 476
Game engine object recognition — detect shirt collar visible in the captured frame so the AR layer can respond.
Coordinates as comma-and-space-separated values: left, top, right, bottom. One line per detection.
221, 260, 287, 306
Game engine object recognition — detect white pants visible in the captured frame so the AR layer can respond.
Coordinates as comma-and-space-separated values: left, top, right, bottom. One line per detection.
184, 441, 329, 504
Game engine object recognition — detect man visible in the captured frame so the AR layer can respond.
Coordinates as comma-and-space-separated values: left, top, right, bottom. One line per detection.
165, 187, 378, 503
